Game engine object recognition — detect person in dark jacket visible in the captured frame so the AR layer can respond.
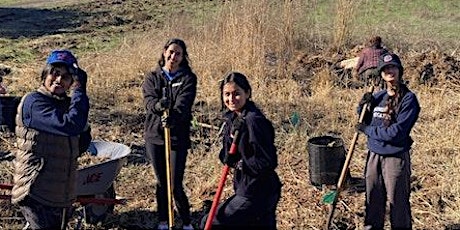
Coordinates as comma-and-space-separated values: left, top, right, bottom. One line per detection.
142, 38, 197, 230
12, 49, 90, 229
356, 53, 420, 230
201, 71, 282, 230
354, 36, 388, 88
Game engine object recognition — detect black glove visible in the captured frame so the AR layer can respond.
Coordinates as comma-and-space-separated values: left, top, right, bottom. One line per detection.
223, 152, 241, 168
355, 122, 367, 133
79, 125, 92, 154
155, 97, 170, 112
161, 115, 174, 128
230, 116, 245, 136
73, 68, 88, 89
359, 92, 373, 106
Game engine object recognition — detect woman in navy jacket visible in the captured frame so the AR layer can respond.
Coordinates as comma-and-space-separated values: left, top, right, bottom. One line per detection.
356, 53, 420, 230
202, 72, 282, 229
142, 38, 197, 230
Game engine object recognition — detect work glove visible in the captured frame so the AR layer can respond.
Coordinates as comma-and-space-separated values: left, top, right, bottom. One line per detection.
230, 116, 245, 137
155, 97, 170, 112
358, 92, 373, 107
73, 68, 88, 89
223, 152, 241, 168
355, 122, 367, 134
78, 124, 92, 155
161, 115, 175, 128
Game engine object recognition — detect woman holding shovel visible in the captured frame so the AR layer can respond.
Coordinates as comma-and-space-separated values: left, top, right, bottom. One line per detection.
142, 38, 197, 230
201, 72, 282, 230
356, 53, 420, 230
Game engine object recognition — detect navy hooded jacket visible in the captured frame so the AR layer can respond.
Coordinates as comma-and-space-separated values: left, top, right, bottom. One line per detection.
358, 89, 420, 155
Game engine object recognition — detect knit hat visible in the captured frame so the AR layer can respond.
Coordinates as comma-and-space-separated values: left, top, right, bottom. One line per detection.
46, 50, 79, 75
377, 53, 403, 76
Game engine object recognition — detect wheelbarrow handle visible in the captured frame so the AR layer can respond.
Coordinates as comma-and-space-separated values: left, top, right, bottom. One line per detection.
76, 197, 127, 205
0, 183, 127, 206
0, 183, 13, 190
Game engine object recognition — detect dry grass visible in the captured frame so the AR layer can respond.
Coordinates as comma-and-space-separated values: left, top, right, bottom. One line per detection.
1, 0, 460, 229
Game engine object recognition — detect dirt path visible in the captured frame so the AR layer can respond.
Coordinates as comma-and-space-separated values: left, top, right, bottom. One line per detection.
1, 0, 81, 8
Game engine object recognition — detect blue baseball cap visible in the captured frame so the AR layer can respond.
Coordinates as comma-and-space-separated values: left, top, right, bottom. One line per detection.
46, 50, 79, 75
377, 53, 404, 76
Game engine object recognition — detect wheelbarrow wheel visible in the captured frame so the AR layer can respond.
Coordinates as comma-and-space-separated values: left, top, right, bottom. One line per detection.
84, 184, 116, 224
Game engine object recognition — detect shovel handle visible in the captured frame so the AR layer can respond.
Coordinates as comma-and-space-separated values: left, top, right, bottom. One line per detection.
204, 130, 240, 230
325, 85, 374, 229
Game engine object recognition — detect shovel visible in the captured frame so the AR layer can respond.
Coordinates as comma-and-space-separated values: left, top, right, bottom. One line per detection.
161, 83, 174, 230
324, 85, 374, 229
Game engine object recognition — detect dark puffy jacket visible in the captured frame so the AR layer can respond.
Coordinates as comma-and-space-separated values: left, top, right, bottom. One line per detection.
142, 67, 197, 149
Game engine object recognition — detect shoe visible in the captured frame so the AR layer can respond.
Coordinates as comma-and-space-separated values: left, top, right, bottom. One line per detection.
183, 224, 194, 230
157, 221, 168, 230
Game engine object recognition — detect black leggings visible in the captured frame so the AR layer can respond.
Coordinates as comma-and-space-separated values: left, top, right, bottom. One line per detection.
145, 143, 191, 225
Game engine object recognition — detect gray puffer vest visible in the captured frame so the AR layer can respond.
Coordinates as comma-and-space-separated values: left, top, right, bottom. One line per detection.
11, 94, 80, 207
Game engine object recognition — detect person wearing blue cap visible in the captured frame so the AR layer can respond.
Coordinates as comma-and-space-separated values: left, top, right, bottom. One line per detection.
11, 49, 90, 229
356, 53, 420, 230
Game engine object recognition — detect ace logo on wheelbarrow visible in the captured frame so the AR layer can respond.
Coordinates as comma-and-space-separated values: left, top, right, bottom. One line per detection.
75, 141, 131, 224
83, 172, 103, 185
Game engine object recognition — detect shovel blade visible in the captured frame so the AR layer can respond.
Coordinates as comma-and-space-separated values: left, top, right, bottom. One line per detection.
322, 190, 337, 204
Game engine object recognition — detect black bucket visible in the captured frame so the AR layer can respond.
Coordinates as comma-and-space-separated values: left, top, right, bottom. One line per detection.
307, 135, 346, 186
0, 95, 21, 132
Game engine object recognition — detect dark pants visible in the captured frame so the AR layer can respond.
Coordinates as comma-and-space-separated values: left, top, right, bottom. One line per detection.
145, 143, 191, 225
200, 187, 281, 230
364, 151, 412, 230
19, 196, 70, 230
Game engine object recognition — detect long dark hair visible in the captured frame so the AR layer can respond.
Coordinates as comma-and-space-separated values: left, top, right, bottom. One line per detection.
158, 38, 191, 71
384, 81, 409, 126
219, 71, 252, 111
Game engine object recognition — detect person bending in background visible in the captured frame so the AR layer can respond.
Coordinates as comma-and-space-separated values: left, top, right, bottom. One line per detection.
142, 38, 197, 230
354, 36, 388, 88
11, 49, 91, 229
356, 53, 420, 230
201, 72, 282, 230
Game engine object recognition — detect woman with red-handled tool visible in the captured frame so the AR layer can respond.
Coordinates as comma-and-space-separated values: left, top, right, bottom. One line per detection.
356, 53, 420, 230
201, 72, 282, 229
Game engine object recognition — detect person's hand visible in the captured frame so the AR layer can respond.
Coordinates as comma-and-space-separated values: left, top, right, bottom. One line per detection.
161, 115, 174, 128
155, 97, 170, 112
359, 92, 373, 106
355, 122, 367, 133
230, 116, 245, 136
223, 152, 241, 168
73, 68, 87, 89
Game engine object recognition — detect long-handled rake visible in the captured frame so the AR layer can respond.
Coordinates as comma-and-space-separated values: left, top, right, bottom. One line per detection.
324, 85, 374, 229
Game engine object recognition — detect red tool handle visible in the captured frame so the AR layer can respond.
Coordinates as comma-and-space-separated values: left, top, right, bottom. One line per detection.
204, 130, 240, 230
